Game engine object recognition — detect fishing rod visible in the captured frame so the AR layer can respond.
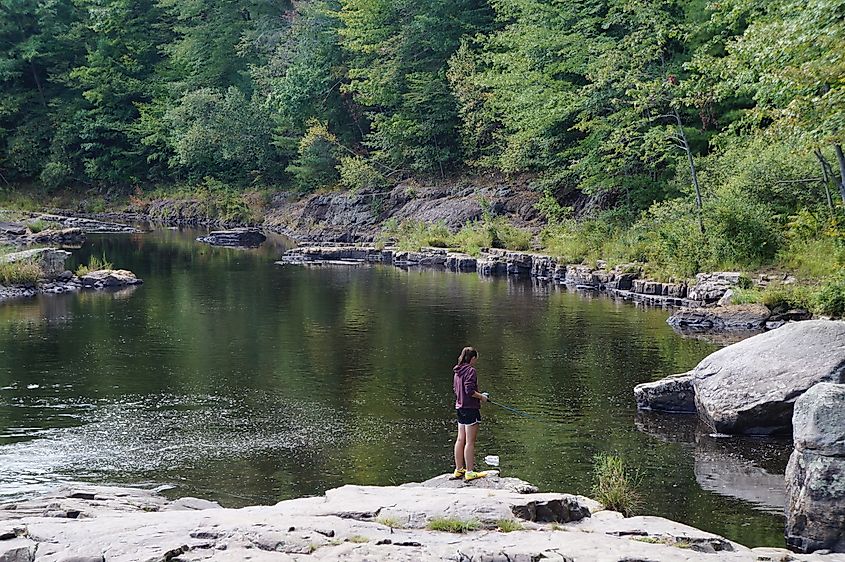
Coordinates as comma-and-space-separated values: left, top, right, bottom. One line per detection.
485, 396, 543, 421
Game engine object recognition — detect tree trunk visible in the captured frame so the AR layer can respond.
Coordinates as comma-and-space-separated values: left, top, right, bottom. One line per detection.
30, 62, 47, 109
814, 149, 835, 212
673, 109, 704, 234
834, 144, 845, 205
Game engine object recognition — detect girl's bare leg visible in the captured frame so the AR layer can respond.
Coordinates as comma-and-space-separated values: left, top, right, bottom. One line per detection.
454, 424, 467, 470
464, 423, 479, 471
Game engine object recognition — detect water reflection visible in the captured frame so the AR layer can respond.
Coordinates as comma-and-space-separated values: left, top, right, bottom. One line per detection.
636, 411, 790, 514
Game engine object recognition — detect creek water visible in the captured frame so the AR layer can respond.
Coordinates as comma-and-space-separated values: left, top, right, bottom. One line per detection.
0, 228, 791, 546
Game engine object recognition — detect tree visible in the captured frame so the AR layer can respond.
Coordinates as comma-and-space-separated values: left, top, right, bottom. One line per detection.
338, 0, 493, 175
715, 0, 845, 204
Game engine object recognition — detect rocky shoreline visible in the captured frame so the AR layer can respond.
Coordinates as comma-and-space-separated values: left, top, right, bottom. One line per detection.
634, 320, 845, 554
277, 244, 811, 335
0, 211, 144, 302
2, 475, 840, 562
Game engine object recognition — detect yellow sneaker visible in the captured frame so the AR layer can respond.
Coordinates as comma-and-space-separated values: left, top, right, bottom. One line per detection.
451, 468, 466, 479
464, 470, 488, 481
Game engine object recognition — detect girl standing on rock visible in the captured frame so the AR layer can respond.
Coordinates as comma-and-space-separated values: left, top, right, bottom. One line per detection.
453, 346, 489, 481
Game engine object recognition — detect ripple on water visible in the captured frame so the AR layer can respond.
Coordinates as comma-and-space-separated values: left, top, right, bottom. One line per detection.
0, 391, 367, 501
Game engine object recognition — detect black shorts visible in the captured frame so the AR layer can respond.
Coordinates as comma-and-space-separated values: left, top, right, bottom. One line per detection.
456, 408, 481, 426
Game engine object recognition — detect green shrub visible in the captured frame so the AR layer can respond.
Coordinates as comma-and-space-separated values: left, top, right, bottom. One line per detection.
814, 274, 845, 318
759, 283, 814, 312
338, 155, 388, 192
0, 260, 44, 285
26, 219, 54, 233
730, 287, 763, 305
592, 453, 642, 517
704, 187, 781, 269
426, 517, 480, 533
451, 220, 494, 256
380, 219, 452, 251
75, 254, 113, 277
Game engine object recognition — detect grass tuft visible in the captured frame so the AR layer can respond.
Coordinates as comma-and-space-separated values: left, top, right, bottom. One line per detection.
0, 260, 44, 285
592, 453, 642, 517
375, 516, 404, 529
75, 254, 113, 277
425, 517, 480, 533
495, 519, 524, 532
346, 535, 369, 543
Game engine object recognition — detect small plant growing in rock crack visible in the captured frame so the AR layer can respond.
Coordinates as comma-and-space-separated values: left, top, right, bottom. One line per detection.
426, 517, 480, 533
347, 535, 369, 543
592, 453, 642, 517
495, 519, 524, 532
376, 516, 404, 529
75, 254, 113, 277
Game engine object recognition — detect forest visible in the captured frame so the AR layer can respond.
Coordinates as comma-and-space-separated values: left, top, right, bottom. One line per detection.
1, 0, 843, 295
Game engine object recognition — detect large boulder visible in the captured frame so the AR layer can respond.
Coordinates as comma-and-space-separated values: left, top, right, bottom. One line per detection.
634, 372, 696, 413
80, 270, 143, 289
0, 248, 71, 279
667, 304, 771, 331
693, 320, 845, 434
785, 383, 845, 553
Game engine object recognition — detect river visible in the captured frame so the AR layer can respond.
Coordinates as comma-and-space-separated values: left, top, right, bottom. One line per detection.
0, 228, 790, 547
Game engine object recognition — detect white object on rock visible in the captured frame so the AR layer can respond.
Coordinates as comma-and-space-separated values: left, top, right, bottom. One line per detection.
485, 455, 500, 467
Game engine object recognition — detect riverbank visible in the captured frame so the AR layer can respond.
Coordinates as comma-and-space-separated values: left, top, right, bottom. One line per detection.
2, 476, 838, 562
2, 179, 841, 321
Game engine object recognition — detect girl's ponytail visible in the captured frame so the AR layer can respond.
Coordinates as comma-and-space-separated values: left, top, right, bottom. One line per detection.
457, 346, 478, 365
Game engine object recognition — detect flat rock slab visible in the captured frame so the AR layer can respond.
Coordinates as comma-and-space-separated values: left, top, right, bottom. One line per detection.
405, 472, 540, 493
693, 320, 845, 434
1, 482, 841, 562
196, 228, 266, 248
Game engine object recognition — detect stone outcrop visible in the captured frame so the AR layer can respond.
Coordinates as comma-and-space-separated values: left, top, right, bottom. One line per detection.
1, 480, 835, 562
79, 269, 143, 289
263, 179, 542, 243
667, 304, 772, 331
0, 247, 71, 278
786, 383, 845, 553
197, 228, 267, 248
633, 372, 696, 413
687, 272, 743, 303
693, 320, 845, 434
635, 320, 845, 436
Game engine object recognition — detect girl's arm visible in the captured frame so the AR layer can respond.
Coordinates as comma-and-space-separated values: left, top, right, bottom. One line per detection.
472, 390, 488, 402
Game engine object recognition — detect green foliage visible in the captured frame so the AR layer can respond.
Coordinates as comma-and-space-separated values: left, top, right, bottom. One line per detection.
26, 220, 52, 233
75, 254, 113, 277
815, 274, 845, 318
495, 519, 524, 533
163, 87, 278, 184
346, 535, 369, 543
286, 121, 341, 192
0, 260, 43, 286
592, 453, 642, 518
338, 156, 389, 192
379, 219, 452, 251
426, 517, 481, 533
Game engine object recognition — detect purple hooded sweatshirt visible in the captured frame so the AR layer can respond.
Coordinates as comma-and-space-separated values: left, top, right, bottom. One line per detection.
454, 363, 480, 409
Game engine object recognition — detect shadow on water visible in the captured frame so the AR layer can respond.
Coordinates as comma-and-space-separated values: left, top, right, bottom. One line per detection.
0, 228, 788, 547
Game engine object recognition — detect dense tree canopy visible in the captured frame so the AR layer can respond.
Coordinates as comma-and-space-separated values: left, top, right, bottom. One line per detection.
0, 0, 842, 222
